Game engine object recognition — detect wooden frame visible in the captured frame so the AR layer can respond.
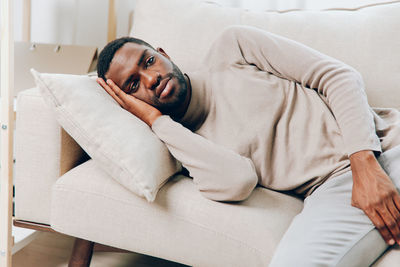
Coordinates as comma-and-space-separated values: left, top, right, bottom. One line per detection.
13, 220, 130, 267
0, 0, 15, 266
107, 0, 117, 42
14, 220, 94, 267
22, 0, 31, 42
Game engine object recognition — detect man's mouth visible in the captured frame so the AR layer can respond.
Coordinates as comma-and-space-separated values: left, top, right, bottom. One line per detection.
156, 77, 173, 99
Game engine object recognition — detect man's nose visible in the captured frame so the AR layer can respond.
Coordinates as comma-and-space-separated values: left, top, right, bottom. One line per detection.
141, 71, 161, 91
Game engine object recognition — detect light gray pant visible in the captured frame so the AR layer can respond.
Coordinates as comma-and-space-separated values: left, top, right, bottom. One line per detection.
269, 145, 400, 267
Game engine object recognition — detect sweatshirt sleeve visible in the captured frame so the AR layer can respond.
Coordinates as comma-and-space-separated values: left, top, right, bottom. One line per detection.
152, 115, 258, 201
212, 25, 381, 157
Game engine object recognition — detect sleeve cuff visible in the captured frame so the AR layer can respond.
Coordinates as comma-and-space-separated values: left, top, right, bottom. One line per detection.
151, 115, 173, 133
347, 143, 382, 158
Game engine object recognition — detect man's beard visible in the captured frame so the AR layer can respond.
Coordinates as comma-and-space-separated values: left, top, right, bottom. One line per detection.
151, 61, 188, 116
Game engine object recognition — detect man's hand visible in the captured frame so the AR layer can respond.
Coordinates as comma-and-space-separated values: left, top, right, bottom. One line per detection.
97, 78, 161, 127
350, 150, 400, 246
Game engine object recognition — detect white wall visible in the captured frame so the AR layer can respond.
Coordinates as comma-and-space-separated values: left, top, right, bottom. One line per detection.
12, 0, 137, 50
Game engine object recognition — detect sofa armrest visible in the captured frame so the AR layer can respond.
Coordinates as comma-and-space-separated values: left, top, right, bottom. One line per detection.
14, 87, 84, 225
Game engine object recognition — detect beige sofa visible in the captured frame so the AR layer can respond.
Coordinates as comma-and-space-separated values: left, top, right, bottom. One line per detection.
14, 0, 400, 266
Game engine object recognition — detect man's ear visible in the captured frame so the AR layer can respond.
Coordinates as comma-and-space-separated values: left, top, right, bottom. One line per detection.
156, 47, 170, 59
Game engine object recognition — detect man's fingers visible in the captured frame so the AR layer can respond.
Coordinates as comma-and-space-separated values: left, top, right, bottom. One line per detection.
96, 78, 126, 108
97, 78, 116, 97
97, 78, 161, 126
106, 79, 147, 107
376, 205, 400, 245
106, 79, 131, 102
386, 199, 400, 244
366, 209, 395, 245
393, 195, 400, 211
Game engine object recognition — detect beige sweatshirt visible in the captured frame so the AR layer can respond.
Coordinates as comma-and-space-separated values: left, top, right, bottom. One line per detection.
152, 25, 400, 201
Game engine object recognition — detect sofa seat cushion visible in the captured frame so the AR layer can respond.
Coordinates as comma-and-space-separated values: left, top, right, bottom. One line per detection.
51, 160, 303, 266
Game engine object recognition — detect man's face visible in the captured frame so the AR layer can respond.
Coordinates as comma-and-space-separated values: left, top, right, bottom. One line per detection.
105, 42, 189, 115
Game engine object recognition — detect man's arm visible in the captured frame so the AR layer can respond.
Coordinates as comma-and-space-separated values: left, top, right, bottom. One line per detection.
211, 25, 381, 157
151, 115, 258, 201
97, 78, 258, 202
214, 26, 400, 245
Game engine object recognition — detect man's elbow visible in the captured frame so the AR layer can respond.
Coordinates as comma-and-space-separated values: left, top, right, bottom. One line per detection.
228, 173, 258, 201
200, 172, 258, 202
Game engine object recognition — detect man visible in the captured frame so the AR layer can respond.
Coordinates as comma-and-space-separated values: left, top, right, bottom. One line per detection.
96, 25, 400, 266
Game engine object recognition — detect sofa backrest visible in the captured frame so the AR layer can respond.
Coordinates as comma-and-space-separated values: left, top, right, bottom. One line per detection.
131, 0, 400, 109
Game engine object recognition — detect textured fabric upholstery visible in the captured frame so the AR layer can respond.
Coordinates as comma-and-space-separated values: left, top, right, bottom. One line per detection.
15, 87, 84, 224
51, 160, 303, 266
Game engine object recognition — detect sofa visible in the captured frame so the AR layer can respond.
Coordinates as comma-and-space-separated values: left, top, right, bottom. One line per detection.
14, 0, 400, 266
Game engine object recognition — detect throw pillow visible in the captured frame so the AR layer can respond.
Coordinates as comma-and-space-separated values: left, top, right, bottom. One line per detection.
31, 69, 182, 202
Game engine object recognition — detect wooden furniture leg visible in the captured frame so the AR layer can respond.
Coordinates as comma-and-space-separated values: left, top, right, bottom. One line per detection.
68, 238, 94, 267
13, 219, 131, 266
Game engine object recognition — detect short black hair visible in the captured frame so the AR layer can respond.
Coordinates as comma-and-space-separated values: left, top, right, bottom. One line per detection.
97, 37, 154, 81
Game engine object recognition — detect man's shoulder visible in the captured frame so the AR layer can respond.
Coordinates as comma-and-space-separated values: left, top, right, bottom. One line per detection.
216, 25, 267, 42
200, 25, 259, 71
207, 25, 269, 57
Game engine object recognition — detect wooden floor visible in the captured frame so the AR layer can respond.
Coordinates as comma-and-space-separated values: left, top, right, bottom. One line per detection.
12, 232, 188, 267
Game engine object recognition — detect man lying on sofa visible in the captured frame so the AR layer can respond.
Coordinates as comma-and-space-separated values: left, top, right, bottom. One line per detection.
96, 25, 400, 266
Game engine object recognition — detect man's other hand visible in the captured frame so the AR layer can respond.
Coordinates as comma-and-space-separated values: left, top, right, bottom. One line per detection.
350, 150, 400, 246
97, 78, 161, 127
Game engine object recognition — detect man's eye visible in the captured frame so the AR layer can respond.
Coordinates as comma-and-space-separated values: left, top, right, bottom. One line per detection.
128, 80, 139, 94
146, 56, 155, 67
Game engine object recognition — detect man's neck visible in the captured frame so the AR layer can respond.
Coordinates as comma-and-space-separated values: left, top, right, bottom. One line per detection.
177, 71, 210, 131
171, 73, 192, 121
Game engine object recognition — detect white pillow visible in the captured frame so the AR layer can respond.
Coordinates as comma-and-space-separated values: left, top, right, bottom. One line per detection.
31, 69, 182, 202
